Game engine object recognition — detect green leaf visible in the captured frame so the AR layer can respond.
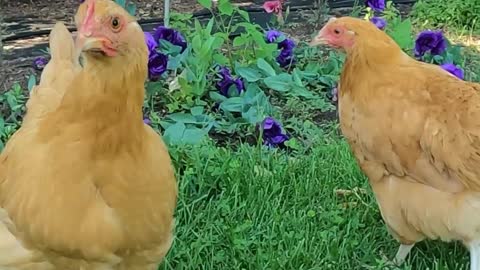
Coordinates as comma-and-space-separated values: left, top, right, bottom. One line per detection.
209, 91, 228, 102
191, 35, 202, 54
233, 35, 248, 47
292, 68, 304, 87
291, 86, 314, 98
236, 67, 262, 82
388, 18, 413, 50
220, 97, 244, 112
115, 0, 126, 7
0, 118, 5, 134
194, 19, 203, 34
163, 122, 186, 145
198, 0, 212, 9
27, 75, 36, 92
213, 53, 229, 65
199, 36, 216, 58
191, 82, 206, 96
190, 106, 204, 116
218, 0, 234, 15
163, 123, 207, 145
126, 2, 136, 16
182, 127, 208, 144
237, 9, 250, 22
257, 58, 276, 76
205, 17, 215, 35
179, 77, 193, 94
244, 83, 261, 101
263, 73, 292, 92
432, 55, 444, 64
284, 137, 300, 149
241, 107, 260, 124
167, 113, 199, 124
227, 85, 241, 97
211, 37, 225, 50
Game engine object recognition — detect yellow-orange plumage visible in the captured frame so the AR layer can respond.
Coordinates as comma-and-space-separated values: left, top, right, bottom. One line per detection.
311, 16, 480, 268
0, 0, 177, 269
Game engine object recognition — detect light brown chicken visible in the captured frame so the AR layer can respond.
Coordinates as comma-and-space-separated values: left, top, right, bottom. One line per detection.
310, 16, 480, 269
0, 0, 177, 269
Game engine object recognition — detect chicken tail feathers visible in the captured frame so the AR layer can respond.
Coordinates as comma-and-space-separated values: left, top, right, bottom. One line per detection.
38, 22, 77, 87
48, 22, 76, 64
0, 209, 53, 270
23, 22, 79, 123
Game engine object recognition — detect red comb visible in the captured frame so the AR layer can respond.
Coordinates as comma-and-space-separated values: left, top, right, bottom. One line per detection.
81, 0, 95, 33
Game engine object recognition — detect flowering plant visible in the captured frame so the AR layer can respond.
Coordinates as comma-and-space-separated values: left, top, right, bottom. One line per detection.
262, 0, 286, 26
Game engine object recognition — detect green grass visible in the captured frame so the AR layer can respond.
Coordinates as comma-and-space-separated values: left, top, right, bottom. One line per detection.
158, 131, 470, 270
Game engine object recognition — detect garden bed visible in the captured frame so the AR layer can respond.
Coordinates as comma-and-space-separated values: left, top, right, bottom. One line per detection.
0, 0, 414, 97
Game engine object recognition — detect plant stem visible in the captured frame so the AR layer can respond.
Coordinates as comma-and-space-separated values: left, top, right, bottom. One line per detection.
164, 0, 171, 27
217, 14, 234, 66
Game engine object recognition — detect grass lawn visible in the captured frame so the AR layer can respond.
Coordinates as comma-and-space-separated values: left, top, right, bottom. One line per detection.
160, 129, 470, 270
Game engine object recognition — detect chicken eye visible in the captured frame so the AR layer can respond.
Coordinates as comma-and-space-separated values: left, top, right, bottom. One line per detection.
334, 29, 341, 35
111, 17, 121, 30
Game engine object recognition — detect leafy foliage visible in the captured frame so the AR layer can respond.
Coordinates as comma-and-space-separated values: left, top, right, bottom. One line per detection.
0, 83, 26, 151
114, 0, 137, 16
411, 0, 480, 31
143, 0, 338, 146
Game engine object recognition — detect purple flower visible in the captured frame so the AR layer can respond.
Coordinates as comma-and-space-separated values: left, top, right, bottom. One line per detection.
144, 32, 158, 57
260, 117, 289, 147
414, 30, 447, 57
263, 30, 296, 68
148, 52, 168, 81
265, 30, 282, 43
441, 63, 464, 80
143, 117, 152, 125
278, 38, 295, 54
370, 17, 387, 30
153, 26, 187, 53
365, 0, 385, 11
33, 56, 48, 70
276, 38, 296, 67
216, 67, 244, 97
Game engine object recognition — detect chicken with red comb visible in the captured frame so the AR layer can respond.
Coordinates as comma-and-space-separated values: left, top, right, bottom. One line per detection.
0, 0, 177, 269
310, 16, 480, 269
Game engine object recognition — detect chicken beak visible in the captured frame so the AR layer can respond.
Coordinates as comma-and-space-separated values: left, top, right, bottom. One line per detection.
309, 28, 328, 47
309, 34, 327, 47
75, 33, 107, 56
309, 17, 337, 47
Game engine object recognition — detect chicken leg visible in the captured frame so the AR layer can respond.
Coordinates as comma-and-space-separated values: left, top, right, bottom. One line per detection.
393, 244, 414, 265
470, 242, 480, 270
